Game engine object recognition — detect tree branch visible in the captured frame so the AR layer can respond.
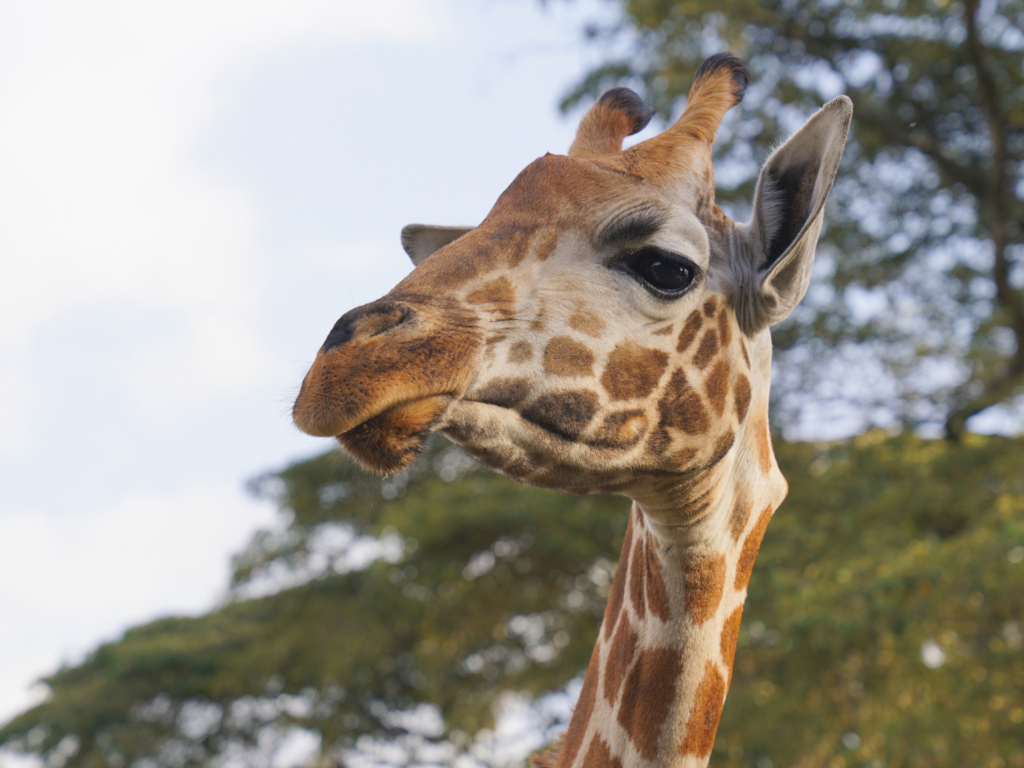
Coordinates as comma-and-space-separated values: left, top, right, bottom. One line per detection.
943, 0, 1024, 439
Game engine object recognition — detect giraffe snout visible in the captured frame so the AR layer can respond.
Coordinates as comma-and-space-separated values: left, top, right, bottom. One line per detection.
321, 301, 413, 353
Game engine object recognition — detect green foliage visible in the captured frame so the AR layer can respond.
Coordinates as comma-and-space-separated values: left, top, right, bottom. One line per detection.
720, 431, 1024, 766
565, 0, 1024, 436
3, 434, 1024, 767
0, 441, 623, 767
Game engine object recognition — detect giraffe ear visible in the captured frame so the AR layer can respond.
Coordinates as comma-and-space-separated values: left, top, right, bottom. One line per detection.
738, 95, 853, 332
400, 224, 475, 266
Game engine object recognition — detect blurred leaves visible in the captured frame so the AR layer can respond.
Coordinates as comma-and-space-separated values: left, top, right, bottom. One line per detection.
3, 433, 1024, 766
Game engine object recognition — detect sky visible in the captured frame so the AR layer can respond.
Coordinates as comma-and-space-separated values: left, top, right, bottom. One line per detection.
4, 3, 1016, 765
0, 0, 644, 749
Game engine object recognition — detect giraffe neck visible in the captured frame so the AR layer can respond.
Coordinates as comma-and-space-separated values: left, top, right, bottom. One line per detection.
554, 424, 787, 768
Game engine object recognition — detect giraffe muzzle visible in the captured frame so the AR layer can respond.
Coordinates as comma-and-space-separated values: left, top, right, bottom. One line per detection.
292, 296, 483, 471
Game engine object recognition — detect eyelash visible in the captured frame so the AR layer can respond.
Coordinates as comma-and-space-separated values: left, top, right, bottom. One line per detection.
614, 246, 701, 298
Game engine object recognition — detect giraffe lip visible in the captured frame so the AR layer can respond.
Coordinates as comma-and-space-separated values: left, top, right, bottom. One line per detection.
334, 395, 455, 474
334, 394, 455, 439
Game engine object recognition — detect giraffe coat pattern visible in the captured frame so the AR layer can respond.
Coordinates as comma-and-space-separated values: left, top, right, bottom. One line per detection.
292, 53, 852, 767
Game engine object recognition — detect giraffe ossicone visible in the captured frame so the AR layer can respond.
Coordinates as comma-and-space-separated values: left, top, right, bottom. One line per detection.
293, 53, 851, 767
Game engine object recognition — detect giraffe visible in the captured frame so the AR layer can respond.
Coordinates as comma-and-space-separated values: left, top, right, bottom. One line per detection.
292, 54, 852, 767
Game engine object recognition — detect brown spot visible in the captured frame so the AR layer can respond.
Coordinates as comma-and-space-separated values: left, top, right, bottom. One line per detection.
704, 359, 730, 416
740, 340, 750, 368
592, 410, 648, 448
659, 369, 710, 436
645, 540, 670, 622
529, 306, 546, 332
534, 228, 559, 261
683, 550, 726, 625
670, 395, 710, 436
669, 445, 699, 466
521, 390, 599, 440
467, 276, 515, 306
628, 537, 646, 617
678, 659, 726, 757
568, 305, 606, 338
603, 516, 635, 641
720, 606, 744, 688
704, 429, 735, 469
717, 307, 732, 349
692, 330, 718, 369
581, 736, 622, 768
543, 336, 595, 377
647, 426, 671, 456
703, 296, 718, 317
502, 454, 535, 479
601, 342, 669, 401
728, 489, 753, 542
603, 614, 638, 704
617, 648, 681, 759
474, 377, 531, 409
733, 373, 751, 421
652, 324, 674, 336
676, 311, 703, 353
735, 505, 773, 590
558, 646, 601, 768
753, 411, 772, 474
533, 465, 604, 494
508, 340, 532, 364
464, 442, 515, 472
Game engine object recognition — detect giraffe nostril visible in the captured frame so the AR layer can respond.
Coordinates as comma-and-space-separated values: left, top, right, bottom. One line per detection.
322, 302, 412, 353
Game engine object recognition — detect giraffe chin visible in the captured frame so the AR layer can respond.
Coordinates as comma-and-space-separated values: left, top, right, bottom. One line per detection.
335, 395, 451, 475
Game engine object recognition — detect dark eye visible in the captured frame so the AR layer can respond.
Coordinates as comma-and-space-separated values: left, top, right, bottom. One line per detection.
620, 246, 699, 297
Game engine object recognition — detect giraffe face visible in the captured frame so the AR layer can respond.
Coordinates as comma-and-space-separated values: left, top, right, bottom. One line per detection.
293, 55, 852, 502
294, 152, 745, 492
427, 156, 750, 496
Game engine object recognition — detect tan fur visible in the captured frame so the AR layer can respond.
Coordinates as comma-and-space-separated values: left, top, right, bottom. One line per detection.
292, 54, 852, 768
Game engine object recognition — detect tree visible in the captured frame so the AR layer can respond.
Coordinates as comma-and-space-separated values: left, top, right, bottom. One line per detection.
0, 440, 620, 768
3, 434, 1023, 767
563, 0, 1024, 438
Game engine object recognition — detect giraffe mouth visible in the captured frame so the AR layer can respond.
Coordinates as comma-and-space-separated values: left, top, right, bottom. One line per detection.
452, 397, 649, 451
335, 395, 453, 475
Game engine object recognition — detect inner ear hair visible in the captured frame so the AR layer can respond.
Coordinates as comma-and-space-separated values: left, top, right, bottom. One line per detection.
749, 171, 786, 268
762, 156, 822, 269
736, 95, 853, 333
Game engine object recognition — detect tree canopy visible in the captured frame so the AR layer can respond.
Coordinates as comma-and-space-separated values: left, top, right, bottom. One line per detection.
4, 5, 1024, 765
3, 433, 1023, 767
563, 0, 1024, 438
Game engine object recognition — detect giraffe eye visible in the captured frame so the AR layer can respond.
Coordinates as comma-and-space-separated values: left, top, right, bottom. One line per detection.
619, 246, 699, 297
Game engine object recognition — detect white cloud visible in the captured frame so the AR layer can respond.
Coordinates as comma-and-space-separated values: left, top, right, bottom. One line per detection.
0, 368, 36, 458
0, 0, 440, 433
0, 483, 277, 724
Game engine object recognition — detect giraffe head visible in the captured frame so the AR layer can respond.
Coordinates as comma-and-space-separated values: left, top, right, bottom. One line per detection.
293, 55, 851, 512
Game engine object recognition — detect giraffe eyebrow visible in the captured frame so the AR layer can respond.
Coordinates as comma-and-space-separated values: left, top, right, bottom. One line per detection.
597, 206, 668, 249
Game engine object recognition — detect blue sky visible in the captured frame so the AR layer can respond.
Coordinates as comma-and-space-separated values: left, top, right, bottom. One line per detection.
0, 0, 645, 737
3, 3, 1020, 764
